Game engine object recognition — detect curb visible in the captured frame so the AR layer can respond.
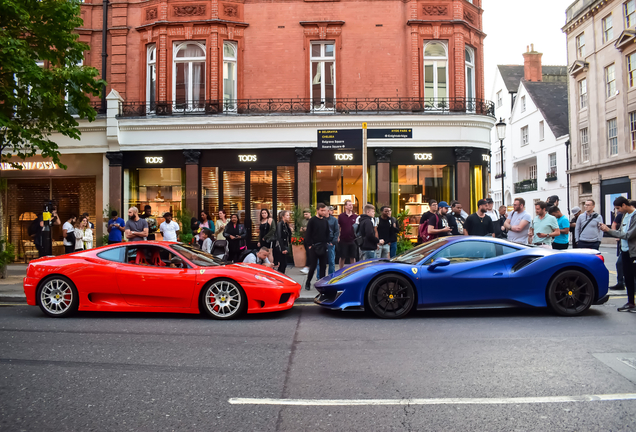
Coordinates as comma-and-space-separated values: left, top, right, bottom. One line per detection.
296, 296, 316, 303
0, 295, 27, 303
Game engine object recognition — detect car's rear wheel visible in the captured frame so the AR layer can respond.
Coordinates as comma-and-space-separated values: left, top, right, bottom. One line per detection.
200, 278, 247, 320
36, 276, 79, 318
367, 274, 415, 319
547, 270, 594, 316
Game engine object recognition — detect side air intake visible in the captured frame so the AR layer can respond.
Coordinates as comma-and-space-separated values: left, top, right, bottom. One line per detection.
511, 257, 541, 273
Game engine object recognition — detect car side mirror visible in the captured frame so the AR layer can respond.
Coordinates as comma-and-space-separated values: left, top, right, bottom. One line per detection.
428, 257, 450, 271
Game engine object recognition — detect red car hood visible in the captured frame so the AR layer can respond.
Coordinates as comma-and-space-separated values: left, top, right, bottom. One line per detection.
232, 263, 298, 284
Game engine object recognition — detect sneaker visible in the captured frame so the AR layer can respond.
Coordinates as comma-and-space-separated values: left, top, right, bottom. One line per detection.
300, 267, 309, 274
609, 283, 626, 291
617, 303, 636, 312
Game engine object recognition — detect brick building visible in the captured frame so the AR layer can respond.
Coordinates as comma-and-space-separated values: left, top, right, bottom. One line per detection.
2, 0, 496, 251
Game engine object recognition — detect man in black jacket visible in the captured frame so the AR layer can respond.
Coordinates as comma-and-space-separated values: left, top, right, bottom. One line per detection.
377, 206, 400, 258
304, 203, 330, 290
359, 204, 379, 260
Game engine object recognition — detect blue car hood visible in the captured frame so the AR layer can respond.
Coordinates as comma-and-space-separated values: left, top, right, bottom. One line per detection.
320, 259, 389, 285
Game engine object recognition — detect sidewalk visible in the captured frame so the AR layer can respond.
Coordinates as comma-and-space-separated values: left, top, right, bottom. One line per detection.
0, 263, 319, 303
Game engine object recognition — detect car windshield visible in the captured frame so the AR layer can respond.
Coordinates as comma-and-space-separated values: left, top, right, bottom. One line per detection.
170, 244, 226, 267
390, 238, 450, 265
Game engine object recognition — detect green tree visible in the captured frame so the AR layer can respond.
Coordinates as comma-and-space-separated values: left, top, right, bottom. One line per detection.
0, 0, 106, 276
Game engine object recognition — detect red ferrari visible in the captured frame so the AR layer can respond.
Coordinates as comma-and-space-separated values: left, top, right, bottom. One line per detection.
23, 242, 301, 319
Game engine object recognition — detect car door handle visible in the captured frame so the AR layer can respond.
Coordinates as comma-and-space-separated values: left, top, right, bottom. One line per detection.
493, 272, 503, 276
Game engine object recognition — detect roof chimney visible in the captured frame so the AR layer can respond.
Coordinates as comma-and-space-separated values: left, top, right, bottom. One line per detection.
522, 44, 543, 82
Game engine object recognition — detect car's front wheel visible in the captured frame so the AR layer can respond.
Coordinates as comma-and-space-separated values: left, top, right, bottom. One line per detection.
367, 274, 415, 319
200, 278, 247, 320
37, 276, 79, 318
547, 270, 594, 316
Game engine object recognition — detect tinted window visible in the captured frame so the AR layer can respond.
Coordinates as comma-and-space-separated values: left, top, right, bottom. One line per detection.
97, 247, 125, 263
431, 241, 497, 264
498, 245, 520, 256
125, 245, 188, 268
170, 244, 225, 267
391, 238, 450, 265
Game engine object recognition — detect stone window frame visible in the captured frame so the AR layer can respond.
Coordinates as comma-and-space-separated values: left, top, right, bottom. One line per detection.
172, 41, 207, 110
423, 40, 449, 100
607, 118, 618, 156
580, 127, 590, 162
579, 78, 588, 109
605, 63, 616, 99
602, 13, 614, 44
576, 33, 585, 58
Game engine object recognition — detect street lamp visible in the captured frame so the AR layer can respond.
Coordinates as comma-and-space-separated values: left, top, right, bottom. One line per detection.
496, 118, 506, 207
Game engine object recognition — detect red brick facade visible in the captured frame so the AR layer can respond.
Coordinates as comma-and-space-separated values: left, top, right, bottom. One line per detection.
78, 0, 485, 103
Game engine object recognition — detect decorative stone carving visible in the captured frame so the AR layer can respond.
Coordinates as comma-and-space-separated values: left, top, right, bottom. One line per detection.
106, 152, 123, 166
183, 150, 202, 165
295, 148, 313, 162
454, 147, 473, 162
173, 5, 206, 17
145, 7, 157, 21
374, 148, 392, 163
464, 10, 475, 24
223, 3, 239, 18
422, 5, 447, 15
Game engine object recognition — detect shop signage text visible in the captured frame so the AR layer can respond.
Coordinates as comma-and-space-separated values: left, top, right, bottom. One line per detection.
318, 129, 362, 150
145, 157, 164, 164
368, 129, 413, 139
1, 162, 59, 170
335, 153, 354, 161
238, 155, 257, 162
414, 153, 433, 161
482, 154, 490, 162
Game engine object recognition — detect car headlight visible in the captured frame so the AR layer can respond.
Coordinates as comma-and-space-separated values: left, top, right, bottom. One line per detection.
254, 274, 278, 283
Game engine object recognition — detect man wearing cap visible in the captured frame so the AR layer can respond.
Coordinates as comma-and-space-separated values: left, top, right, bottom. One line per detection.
464, 199, 495, 237
485, 198, 504, 239
425, 201, 452, 240
326, 206, 340, 275
569, 206, 582, 248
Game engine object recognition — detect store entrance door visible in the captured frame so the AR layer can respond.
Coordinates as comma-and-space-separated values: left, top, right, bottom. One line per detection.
221, 169, 274, 245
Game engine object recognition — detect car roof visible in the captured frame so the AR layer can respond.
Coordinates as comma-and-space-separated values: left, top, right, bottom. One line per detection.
443, 235, 529, 249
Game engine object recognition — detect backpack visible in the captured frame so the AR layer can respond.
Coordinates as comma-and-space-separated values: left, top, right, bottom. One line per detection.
237, 249, 258, 263
418, 214, 439, 243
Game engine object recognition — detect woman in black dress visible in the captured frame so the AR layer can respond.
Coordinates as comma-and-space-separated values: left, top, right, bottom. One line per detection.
224, 214, 246, 262
258, 209, 276, 264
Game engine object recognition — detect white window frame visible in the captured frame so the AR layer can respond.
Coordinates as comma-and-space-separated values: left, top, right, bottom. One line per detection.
310, 41, 336, 111
539, 120, 545, 141
521, 95, 526, 112
630, 111, 636, 151
223, 41, 238, 111
579, 78, 588, 109
548, 153, 557, 175
172, 41, 206, 111
529, 164, 537, 180
608, 118, 618, 156
602, 14, 614, 43
521, 126, 529, 146
626, 0, 635, 28
423, 41, 449, 102
576, 33, 585, 58
628, 53, 636, 88
605, 64, 616, 98
146, 44, 156, 113
496, 90, 502, 108
465, 46, 476, 111
580, 128, 590, 162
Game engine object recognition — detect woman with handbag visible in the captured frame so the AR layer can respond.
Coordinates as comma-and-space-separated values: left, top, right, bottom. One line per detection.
224, 214, 246, 262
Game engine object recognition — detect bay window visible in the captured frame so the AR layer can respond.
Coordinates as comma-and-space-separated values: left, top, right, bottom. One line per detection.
173, 42, 206, 110
424, 42, 448, 101
223, 41, 237, 110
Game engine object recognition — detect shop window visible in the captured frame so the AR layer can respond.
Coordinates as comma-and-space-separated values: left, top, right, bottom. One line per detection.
277, 166, 295, 215
223, 42, 237, 110
201, 167, 220, 217
465, 46, 475, 108
147, 45, 156, 112
391, 165, 454, 240
423, 41, 448, 101
310, 42, 335, 110
250, 171, 274, 241
223, 170, 246, 223
124, 168, 183, 239
314, 165, 363, 214
173, 42, 206, 110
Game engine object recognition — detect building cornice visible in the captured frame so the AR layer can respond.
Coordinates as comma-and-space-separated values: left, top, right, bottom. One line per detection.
563, 0, 610, 34
568, 154, 636, 174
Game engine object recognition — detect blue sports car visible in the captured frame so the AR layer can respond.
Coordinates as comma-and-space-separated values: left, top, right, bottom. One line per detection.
315, 236, 610, 319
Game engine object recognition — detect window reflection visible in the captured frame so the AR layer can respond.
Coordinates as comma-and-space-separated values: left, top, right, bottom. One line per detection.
314, 165, 362, 214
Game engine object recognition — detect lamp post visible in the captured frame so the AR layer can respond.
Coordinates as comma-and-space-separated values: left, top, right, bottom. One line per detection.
496, 118, 506, 207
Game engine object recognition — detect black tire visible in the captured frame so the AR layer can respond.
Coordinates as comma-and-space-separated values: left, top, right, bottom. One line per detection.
36, 275, 79, 318
547, 270, 595, 316
366, 274, 415, 319
199, 278, 247, 320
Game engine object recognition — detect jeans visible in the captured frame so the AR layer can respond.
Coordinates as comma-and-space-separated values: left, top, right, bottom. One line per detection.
376, 244, 390, 259
360, 249, 376, 260
390, 242, 397, 258
327, 243, 336, 275
621, 251, 635, 305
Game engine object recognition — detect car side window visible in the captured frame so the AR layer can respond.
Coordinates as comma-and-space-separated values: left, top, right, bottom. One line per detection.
497, 245, 520, 256
126, 245, 187, 268
97, 247, 125, 263
431, 241, 497, 264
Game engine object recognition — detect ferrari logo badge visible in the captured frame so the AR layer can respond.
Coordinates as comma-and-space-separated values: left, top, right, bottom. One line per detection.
200, 269, 205, 275
411, 268, 418, 275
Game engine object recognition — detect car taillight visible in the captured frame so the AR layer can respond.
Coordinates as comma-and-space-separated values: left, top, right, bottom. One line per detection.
596, 254, 604, 263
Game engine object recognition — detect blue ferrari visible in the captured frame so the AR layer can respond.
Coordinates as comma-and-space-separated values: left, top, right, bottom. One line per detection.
314, 236, 610, 318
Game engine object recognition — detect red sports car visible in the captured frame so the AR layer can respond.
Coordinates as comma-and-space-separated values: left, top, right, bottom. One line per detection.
23, 242, 301, 319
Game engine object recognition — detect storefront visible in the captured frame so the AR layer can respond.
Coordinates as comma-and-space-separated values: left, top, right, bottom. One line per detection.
1, 154, 103, 259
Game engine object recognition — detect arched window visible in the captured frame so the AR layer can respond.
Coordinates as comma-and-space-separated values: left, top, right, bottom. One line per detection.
465, 46, 475, 111
173, 42, 206, 109
423, 42, 448, 101
146, 45, 156, 112
223, 42, 237, 110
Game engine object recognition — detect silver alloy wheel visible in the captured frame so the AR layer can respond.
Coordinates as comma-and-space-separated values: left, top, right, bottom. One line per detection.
205, 280, 242, 318
40, 279, 74, 315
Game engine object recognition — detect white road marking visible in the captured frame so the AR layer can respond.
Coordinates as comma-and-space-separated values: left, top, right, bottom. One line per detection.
229, 393, 636, 406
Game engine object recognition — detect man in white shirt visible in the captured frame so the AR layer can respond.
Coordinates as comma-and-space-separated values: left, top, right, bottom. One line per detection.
504, 197, 532, 245
62, 214, 77, 254
159, 212, 180, 242
243, 247, 275, 268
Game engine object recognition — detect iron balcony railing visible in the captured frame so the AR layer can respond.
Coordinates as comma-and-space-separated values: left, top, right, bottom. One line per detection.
68, 101, 106, 116
117, 97, 495, 118
514, 179, 538, 194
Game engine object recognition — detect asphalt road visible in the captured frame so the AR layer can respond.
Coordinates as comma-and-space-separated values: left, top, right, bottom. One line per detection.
1, 300, 636, 432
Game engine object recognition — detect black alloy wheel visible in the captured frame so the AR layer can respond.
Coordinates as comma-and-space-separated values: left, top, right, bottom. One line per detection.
547, 270, 595, 316
367, 274, 415, 319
